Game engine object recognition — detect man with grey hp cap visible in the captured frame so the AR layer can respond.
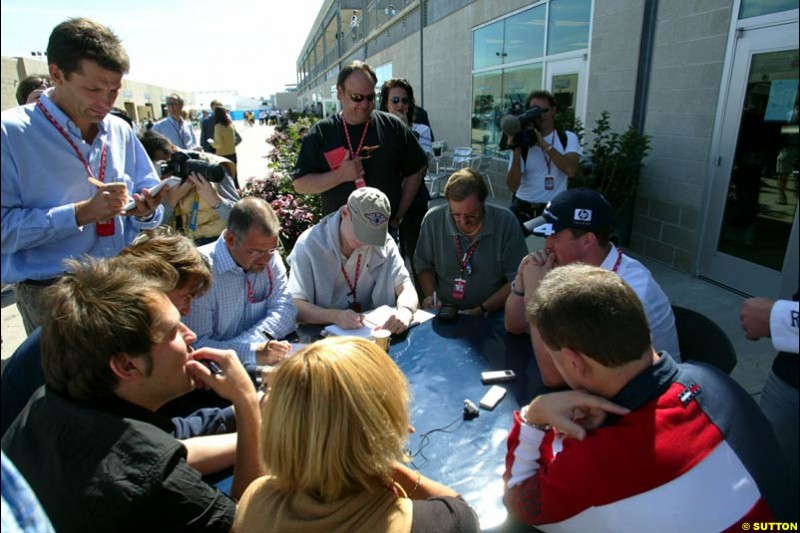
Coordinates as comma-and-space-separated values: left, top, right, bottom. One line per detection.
287, 187, 419, 335
504, 188, 680, 388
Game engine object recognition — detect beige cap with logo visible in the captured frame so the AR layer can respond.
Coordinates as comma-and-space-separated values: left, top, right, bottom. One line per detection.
347, 187, 390, 246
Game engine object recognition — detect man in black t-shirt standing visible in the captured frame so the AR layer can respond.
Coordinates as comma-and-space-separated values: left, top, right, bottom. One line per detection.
293, 61, 427, 230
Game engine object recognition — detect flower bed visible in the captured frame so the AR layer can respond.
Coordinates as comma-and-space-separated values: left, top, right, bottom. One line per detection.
242, 118, 322, 254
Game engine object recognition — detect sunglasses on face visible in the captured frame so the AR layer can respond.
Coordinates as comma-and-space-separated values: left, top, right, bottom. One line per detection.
349, 93, 375, 103
390, 96, 410, 105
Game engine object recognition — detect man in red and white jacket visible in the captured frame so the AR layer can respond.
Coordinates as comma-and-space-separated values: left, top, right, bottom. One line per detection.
504, 264, 797, 532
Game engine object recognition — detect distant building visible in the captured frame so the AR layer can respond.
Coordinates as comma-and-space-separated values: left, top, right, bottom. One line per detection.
1, 56, 191, 122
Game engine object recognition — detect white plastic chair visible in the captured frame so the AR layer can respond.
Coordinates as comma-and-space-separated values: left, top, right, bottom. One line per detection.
468, 155, 495, 198
442, 147, 474, 173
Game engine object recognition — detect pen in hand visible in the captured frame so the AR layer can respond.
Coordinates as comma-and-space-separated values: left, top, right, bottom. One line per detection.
433, 290, 438, 308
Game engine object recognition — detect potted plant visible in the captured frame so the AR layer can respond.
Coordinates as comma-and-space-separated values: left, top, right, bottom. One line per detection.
571, 111, 651, 246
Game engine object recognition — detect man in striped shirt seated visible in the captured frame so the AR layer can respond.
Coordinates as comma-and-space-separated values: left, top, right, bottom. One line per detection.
504, 264, 796, 532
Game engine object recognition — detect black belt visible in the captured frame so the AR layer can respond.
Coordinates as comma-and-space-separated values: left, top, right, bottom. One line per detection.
19, 277, 60, 287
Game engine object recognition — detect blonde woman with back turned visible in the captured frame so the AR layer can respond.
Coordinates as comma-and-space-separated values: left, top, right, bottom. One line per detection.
233, 337, 480, 533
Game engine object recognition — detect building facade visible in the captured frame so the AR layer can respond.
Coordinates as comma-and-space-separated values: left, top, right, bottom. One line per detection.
2, 56, 193, 123
296, 0, 798, 298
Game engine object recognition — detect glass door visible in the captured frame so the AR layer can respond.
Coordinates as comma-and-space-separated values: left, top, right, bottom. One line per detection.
545, 56, 587, 129
700, 21, 798, 297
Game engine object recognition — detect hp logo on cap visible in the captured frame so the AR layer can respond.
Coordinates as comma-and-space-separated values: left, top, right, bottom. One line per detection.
574, 209, 593, 222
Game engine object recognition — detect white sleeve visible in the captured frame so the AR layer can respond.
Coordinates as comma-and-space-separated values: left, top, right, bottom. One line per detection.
565, 131, 582, 156
770, 300, 799, 354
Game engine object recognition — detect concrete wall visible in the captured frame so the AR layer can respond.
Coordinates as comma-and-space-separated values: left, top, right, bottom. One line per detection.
629, 0, 733, 272
584, 0, 644, 133
366, 32, 422, 96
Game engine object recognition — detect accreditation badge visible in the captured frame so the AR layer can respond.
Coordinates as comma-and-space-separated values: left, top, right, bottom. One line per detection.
96, 220, 115, 236
452, 278, 466, 301
545, 176, 555, 191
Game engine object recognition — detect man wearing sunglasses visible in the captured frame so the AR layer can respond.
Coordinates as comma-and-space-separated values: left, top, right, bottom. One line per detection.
293, 61, 428, 231
506, 90, 581, 236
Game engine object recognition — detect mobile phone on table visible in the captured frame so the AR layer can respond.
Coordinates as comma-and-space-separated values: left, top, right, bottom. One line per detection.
479, 385, 507, 410
481, 370, 516, 384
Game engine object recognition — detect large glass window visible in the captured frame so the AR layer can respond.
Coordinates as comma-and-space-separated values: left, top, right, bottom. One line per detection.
505, 6, 546, 64
315, 38, 325, 70
473, 21, 504, 70
503, 64, 543, 110
471, 65, 542, 154
739, 0, 798, 19
471, 0, 589, 155
473, 6, 546, 69
548, 0, 591, 56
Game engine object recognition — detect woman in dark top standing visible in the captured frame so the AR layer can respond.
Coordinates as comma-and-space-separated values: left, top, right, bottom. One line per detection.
379, 79, 432, 277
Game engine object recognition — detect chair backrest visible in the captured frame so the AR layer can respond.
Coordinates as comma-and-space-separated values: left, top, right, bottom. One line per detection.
671, 305, 737, 374
468, 155, 483, 172
452, 147, 473, 165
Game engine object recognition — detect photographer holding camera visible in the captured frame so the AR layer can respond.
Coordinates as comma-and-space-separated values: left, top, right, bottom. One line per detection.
139, 130, 240, 246
505, 90, 581, 236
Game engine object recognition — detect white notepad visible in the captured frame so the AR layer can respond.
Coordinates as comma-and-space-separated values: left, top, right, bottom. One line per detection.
323, 305, 435, 337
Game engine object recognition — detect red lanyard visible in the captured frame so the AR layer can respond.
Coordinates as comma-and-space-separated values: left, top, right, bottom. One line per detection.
540, 131, 557, 174
611, 247, 624, 273
340, 254, 362, 299
37, 99, 108, 182
342, 113, 370, 159
454, 236, 480, 277
245, 265, 273, 304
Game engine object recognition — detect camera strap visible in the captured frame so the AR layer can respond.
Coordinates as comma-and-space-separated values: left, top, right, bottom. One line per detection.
187, 194, 200, 238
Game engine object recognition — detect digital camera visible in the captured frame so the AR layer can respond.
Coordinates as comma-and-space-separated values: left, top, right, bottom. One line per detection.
159, 151, 226, 183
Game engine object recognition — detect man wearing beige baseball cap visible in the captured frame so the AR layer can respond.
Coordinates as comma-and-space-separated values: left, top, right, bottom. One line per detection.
287, 187, 419, 333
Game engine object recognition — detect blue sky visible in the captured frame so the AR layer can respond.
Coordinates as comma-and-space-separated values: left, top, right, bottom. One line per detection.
1, 0, 324, 97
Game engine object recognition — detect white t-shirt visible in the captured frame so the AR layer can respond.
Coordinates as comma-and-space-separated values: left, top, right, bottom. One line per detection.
600, 244, 681, 361
509, 130, 582, 204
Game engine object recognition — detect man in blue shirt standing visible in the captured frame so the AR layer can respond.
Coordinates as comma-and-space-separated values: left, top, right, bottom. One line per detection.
153, 93, 200, 150
1, 17, 164, 335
